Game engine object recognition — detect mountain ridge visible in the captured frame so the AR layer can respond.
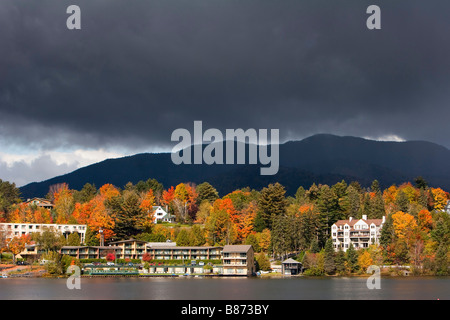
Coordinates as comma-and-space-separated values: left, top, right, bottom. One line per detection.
18, 134, 450, 198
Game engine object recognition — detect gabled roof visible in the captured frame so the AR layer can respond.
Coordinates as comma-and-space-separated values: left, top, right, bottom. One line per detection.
223, 245, 252, 253
282, 258, 301, 264
25, 197, 53, 207
108, 239, 148, 245
334, 218, 383, 228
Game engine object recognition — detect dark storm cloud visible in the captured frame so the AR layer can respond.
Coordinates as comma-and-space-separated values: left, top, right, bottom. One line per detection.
1, 0, 450, 151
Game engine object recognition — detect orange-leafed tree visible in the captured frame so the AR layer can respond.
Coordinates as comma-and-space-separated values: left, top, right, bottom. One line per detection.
33, 207, 53, 224
86, 195, 115, 241
53, 184, 75, 224
8, 234, 31, 263
139, 189, 156, 227
239, 202, 257, 241
357, 250, 373, 271
171, 183, 198, 222
72, 202, 90, 225
99, 184, 121, 200
417, 209, 433, 233
430, 188, 448, 211
392, 211, 418, 248
398, 182, 420, 204
161, 186, 175, 206
205, 199, 237, 245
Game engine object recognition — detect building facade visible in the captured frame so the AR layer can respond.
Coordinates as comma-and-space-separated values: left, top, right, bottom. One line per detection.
281, 258, 302, 275
146, 244, 223, 261
58, 241, 256, 276
445, 200, 450, 214
152, 206, 175, 223
222, 245, 255, 276
0, 223, 87, 243
331, 215, 385, 252
108, 239, 149, 260
24, 197, 54, 210
60, 246, 123, 260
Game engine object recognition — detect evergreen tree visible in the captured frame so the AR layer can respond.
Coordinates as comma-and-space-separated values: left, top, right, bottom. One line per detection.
190, 225, 206, 246
414, 176, 428, 190
73, 183, 97, 204
335, 248, 346, 274
196, 182, 219, 204
0, 179, 21, 213
418, 188, 428, 209
298, 207, 319, 251
380, 214, 395, 248
395, 190, 409, 212
245, 233, 260, 252
370, 180, 380, 193
135, 178, 164, 203
369, 192, 386, 219
310, 238, 320, 253
323, 238, 336, 274
332, 180, 348, 199
346, 185, 361, 219
253, 212, 267, 233
295, 186, 306, 204
270, 215, 292, 259
361, 192, 371, 218
434, 243, 449, 276
349, 181, 362, 193
176, 229, 191, 246
317, 185, 340, 246
346, 243, 358, 273
257, 183, 288, 230
84, 226, 99, 246
306, 183, 319, 201
110, 190, 146, 240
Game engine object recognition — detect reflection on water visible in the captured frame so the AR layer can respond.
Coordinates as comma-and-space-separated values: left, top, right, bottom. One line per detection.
0, 277, 448, 300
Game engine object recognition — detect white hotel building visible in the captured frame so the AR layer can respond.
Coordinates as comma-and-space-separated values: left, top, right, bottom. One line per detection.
331, 215, 385, 252
0, 223, 87, 243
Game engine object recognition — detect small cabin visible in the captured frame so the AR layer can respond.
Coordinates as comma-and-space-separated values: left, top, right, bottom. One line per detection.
281, 258, 302, 275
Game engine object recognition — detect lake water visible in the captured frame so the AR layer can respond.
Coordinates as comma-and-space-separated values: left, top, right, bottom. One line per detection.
0, 276, 448, 300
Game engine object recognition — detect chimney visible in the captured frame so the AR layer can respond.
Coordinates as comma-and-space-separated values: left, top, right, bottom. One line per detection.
362, 215, 367, 220
349, 217, 353, 222
382, 216, 386, 223
99, 228, 104, 246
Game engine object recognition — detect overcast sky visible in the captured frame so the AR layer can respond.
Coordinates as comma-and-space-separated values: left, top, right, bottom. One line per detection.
1, 0, 450, 186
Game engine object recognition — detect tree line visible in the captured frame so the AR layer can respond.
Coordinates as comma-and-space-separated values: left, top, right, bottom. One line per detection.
0, 177, 449, 275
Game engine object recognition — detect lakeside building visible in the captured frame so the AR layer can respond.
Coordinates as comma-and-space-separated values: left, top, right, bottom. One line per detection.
24, 197, 54, 210
152, 206, 175, 223
146, 244, 223, 261
24, 198, 54, 210
331, 215, 385, 252
222, 245, 255, 276
60, 245, 123, 260
281, 258, 303, 275
445, 200, 450, 214
58, 240, 256, 276
108, 239, 149, 260
0, 222, 87, 243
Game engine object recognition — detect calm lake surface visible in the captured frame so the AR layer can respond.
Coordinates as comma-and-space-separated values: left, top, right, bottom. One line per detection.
0, 276, 448, 300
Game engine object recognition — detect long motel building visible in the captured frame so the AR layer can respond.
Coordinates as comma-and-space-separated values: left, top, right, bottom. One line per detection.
331, 215, 385, 252
58, 240, 256, 276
